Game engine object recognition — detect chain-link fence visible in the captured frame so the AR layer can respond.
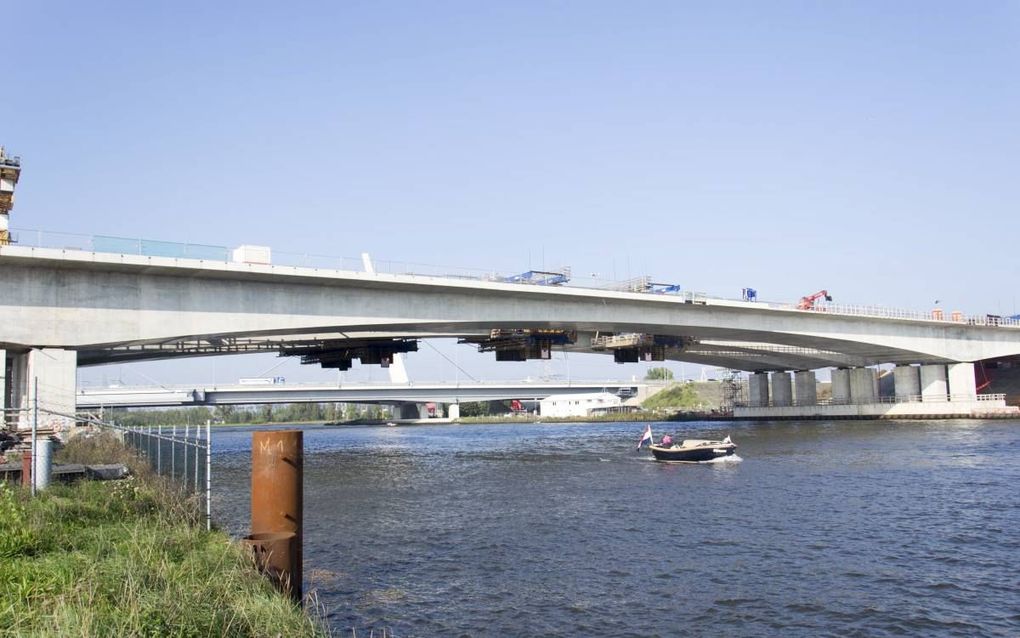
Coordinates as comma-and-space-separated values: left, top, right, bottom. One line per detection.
121, 422, 212, 530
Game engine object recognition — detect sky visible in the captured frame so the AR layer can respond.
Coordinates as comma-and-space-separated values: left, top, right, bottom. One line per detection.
4, 1, 1020, 387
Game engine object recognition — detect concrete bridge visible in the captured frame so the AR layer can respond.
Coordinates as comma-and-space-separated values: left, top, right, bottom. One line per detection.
3, 242, 1020, 431
75, 380, 642, 410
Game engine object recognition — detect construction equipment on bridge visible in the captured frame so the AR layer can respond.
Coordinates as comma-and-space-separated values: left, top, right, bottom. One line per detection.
0, 146, 21, 246
461, 329, 576, 362
599, 276, 682, 295
797, 289, 832, 310
590, 333, 689, 363
500, 268, 571, 286
281, 338, 419, 371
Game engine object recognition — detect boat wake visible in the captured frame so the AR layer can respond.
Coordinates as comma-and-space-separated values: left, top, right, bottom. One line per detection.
704, 454, 743, 464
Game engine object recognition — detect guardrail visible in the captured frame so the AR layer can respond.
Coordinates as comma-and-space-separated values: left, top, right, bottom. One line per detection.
767, 301, 1020, 328
6, 227, 1017, 329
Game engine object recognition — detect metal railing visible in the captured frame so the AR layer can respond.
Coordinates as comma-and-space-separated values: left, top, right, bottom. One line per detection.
6, 226, 1019, 329
766, 301, 1020, 328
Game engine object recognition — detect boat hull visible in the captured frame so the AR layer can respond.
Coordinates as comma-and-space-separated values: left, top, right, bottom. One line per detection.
649, 443, 736, 463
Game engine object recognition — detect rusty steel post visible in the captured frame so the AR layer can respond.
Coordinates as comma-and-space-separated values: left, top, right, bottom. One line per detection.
21, 451, 31, 487
251, 430, 303, 603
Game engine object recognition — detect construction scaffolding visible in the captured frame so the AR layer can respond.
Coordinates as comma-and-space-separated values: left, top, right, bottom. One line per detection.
0, 147, 20, 246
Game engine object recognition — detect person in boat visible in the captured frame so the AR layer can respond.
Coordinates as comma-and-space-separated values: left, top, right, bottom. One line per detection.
660, 434, 673, 447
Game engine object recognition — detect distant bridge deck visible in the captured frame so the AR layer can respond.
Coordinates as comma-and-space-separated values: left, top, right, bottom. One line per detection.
76, 381, 645, 408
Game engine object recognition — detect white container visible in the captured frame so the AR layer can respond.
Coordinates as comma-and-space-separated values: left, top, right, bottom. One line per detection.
34, 439, 53, 490
232, 244, 272, 265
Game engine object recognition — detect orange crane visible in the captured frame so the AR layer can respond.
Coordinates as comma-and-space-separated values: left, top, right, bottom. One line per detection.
797, 289, 832, 310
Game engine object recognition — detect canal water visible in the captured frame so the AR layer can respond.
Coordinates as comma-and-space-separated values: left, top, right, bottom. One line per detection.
212, 420, 1020, 637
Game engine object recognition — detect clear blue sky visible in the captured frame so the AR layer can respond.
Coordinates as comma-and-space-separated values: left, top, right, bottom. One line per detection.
4, 2, 1020, 385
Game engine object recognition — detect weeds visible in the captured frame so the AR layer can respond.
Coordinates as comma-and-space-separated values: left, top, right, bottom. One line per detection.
0, 433, 327, 637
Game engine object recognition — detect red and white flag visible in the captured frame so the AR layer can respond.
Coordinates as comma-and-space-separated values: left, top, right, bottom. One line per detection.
637, 425, 653, 449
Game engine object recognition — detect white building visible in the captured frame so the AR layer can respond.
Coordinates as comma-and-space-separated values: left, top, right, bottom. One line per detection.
539, 392, 623, 417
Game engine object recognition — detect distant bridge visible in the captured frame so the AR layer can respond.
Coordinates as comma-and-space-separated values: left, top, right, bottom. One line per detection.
75, 381, 644, 409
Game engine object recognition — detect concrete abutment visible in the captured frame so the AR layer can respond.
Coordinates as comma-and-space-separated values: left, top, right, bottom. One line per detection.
6, 348, 77, 435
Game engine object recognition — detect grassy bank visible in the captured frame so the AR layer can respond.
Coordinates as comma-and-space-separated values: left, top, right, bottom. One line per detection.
0, 433, 325, 637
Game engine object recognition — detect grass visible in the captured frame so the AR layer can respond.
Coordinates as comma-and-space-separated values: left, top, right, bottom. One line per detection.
641, 383, 704, 410
0, 432, 327, 638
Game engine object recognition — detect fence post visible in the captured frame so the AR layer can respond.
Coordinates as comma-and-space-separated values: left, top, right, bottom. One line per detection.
205, 420, 212, 531
194, 428, 200, 493
171, 425, 176, 479
157, 424, 162, 475
31, 377, 38, 497
183, 424, 189, 482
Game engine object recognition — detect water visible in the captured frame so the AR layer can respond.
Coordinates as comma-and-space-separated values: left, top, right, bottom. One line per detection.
211, 420, 1020, 637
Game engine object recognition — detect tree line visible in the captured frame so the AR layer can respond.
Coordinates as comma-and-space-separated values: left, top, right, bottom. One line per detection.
103, 403, 394, 427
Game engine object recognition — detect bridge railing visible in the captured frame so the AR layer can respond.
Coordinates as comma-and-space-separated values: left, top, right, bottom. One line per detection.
764, 301, 1020, 328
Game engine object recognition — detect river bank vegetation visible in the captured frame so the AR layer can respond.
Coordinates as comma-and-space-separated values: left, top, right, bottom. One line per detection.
0, 432, 325, 637
104, 403, 391, 428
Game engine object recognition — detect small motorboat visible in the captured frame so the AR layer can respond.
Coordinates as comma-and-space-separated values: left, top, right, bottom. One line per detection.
649, 436, 737, 463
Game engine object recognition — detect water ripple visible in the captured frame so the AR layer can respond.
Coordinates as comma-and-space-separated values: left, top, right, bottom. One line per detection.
212, 420, 1020, 637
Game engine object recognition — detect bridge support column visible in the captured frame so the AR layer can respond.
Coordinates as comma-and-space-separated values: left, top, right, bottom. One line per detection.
947, 362, 976, 401
0, 349, 7, 426
748, 372, 770, 407
771, 372, 793, 407
794, 370, 817, 406
920, 364, 948, 402
893, 365, 921, 401
850, 367, 877, 404
447, 403, 460, 420
831, 368, 851, 404
398, 403, 421, 420
9, 349, 77, 436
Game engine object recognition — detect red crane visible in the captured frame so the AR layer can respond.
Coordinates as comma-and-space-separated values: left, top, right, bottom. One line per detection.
797, 289, 832, 310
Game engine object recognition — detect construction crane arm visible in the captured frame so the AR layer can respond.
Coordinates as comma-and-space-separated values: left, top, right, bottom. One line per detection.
797, 289, 832, 310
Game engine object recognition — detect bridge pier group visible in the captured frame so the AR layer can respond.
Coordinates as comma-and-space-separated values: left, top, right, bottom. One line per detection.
735, 361, 1013, 419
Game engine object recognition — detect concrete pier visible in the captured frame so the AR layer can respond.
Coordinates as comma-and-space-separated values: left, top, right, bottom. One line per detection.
920, 364, 948, 402
771, 372, 793, 407
947, 362, 976, 401
831, 368, 851, 405
850, 367, 877, 404
6, 349, 78, 435
0, 349, 7, 423
893, 364, 921, 400
794, 370, 817, 406
749, 372, 770, 407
